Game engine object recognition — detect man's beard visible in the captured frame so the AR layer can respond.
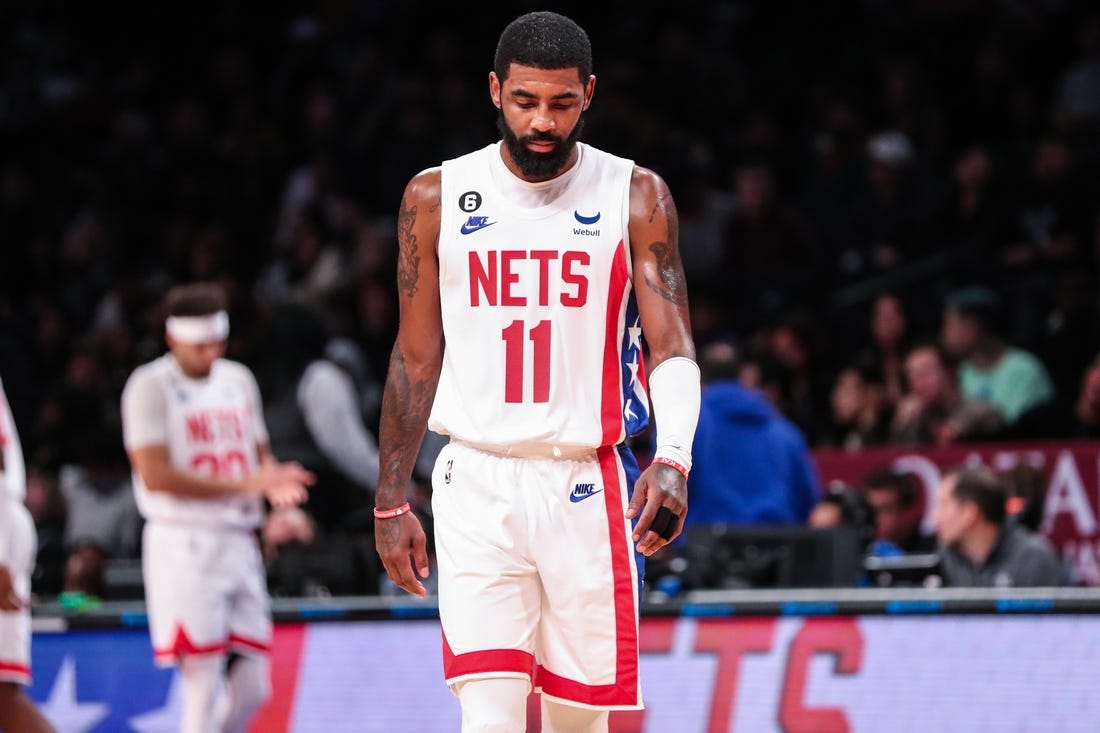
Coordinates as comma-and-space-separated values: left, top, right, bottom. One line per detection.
497, 111, 584, 180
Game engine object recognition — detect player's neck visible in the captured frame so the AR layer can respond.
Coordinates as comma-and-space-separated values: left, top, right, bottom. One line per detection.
491, 142, 582, 208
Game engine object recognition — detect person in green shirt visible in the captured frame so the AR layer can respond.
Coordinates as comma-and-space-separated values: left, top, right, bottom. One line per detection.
941, 285, 1055, 423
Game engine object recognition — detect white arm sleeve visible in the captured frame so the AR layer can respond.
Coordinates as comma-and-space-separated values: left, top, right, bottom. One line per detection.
121, 368, 168, 450
298, 361, 380, 490
647, 357, 701, 473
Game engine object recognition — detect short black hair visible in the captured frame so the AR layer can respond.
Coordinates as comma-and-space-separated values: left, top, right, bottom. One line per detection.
494, 11, 592, 83
947, 465, 1007, 524
863, 466, 919, 508
164, 282, 227, 318
944, 285, 1006, 338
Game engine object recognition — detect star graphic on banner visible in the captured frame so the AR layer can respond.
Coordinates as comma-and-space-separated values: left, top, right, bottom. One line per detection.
39, 656, 110, 733
627, 321, 643, 351
129, 670, 182, 733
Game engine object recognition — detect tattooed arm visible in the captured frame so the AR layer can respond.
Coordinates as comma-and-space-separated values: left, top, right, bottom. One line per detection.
625, 166, 698, 556
628, 166, 694, 368
375, 168, 444, 598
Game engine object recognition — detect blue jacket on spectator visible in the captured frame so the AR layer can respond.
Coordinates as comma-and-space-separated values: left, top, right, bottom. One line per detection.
686, 380, 822, 526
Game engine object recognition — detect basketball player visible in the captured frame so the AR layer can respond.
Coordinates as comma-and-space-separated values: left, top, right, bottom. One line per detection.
0, 376, 56, 733
374, 12, 699, 733
121, 283, 313, 733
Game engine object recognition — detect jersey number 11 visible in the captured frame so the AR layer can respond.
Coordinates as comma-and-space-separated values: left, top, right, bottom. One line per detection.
502, 319, 550, 403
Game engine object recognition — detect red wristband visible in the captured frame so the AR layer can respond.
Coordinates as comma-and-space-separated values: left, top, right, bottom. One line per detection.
652, 456, 689, 480
373, 502, 412, 520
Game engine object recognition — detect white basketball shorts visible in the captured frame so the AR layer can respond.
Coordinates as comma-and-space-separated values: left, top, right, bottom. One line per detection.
432, 440, 644, 710
0, 500, 35, 685
142, 522, 271, 667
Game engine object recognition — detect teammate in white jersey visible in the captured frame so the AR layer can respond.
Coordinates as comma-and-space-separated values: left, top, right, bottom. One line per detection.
121, 282, 313, 733
0, 376, 56, 733
375, 12, 700, 733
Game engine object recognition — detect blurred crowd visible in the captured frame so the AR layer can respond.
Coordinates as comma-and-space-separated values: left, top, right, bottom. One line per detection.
1, 0, 1099, 597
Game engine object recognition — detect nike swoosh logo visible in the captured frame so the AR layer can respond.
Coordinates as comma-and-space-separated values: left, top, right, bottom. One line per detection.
569, 489, 604, 503
460, 220, 497, 235
574, 210, 601, 225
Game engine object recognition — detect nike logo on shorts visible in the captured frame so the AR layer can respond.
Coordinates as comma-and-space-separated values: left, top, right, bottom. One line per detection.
570, 483, 603, 503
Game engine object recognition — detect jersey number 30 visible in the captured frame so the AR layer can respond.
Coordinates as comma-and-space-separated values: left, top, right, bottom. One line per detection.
503, 319, 550, 403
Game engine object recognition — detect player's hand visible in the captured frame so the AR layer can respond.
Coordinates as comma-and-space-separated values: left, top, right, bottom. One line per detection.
626, 462, 687, 557
0, 564, 27, 612
375, 512, 430, 598
248, 461, 315, 507
262, 505, 315, 559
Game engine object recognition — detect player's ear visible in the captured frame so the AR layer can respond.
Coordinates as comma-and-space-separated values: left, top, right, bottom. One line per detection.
489, 71, 502, 109
583, 75, 596, 110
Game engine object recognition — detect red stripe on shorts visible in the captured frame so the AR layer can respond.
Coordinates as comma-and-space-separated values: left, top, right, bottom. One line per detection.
442, 632, 536, 681
153, 625, 229, 662
535, 447, 640, 707
599, 240, 630, 446
229, 632, 272, 655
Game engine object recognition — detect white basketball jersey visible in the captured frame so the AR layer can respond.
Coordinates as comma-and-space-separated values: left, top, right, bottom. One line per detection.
121, 355, 266, 529
0, 377, 25, 504
429, 142, 651, 450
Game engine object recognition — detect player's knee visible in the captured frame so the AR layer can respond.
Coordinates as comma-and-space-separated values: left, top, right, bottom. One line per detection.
233, 655, 272, 709
458, 677, 528, 733
541, 698, 609, 733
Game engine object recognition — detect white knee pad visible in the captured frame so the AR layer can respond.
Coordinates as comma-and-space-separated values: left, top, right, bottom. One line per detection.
541, 697, 609, 733
457, 677, 529, 733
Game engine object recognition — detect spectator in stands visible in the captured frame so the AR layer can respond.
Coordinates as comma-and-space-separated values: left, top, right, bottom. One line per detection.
940, 285, 1055, 424
842, 130, 935, 280
261, 299, 379, 534
820, 353, 893, 451
1073, 352, 1100, 438
57, 431, 141, 599
861, 466, 936, 554
808, 481, 876, 552
859, 292, 911, 408
685, 341, 821, 527
891, 339, 1005, 445
1000, 462, 1048, 534
933, 465, 1065, 587
719, 159, 820, 328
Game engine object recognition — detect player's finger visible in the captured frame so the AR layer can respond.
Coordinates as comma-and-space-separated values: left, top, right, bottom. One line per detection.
392, 556, 427, 598
625, 477, 649, 520
631, 497, 662, 543
412, 529, 430, 580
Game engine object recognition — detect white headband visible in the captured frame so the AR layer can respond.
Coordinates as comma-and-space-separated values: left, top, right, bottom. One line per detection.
166, 311, 230, 345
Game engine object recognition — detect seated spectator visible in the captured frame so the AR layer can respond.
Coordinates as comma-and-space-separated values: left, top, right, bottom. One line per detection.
1000, 462, 1048, 534
940, 285, 1055, 424
261, 299, 379, 533
933, 465, 1065, 587
819, 354, 893, 451
891, 339, 1005, 445
861, 466, 937, 554
1072, 352, 1100, 438
808, 481, 876, 552
57, 433, 141, 598
858, 291, 912, 408
684, 341, 821, 528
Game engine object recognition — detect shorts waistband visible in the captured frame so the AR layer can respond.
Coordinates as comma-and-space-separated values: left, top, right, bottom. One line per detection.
451, 439, 598, 461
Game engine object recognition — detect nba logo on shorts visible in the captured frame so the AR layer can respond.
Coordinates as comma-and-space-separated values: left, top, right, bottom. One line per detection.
445, 459, 453, 484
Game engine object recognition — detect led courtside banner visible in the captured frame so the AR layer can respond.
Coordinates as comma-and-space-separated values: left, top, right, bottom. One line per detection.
29, 615, 1100, 732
